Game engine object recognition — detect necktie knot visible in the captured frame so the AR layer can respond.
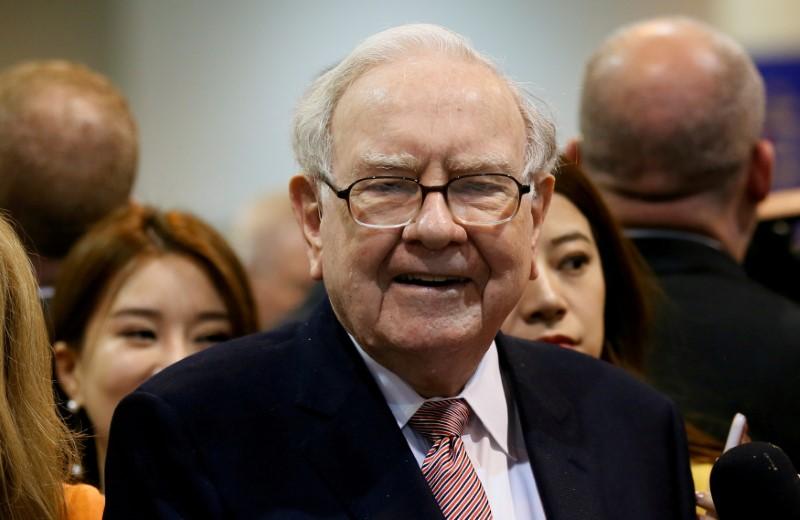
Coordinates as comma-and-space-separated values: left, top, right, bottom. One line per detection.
409, 398, 470, 441
408, 398, 492, 519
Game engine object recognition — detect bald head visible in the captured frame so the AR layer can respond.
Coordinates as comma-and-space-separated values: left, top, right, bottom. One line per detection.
579, 17, 765, 201
0, 60, 138, 259
231, 193, 314, 329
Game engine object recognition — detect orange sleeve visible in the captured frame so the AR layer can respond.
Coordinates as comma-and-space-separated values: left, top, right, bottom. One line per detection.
63, 483, 105, 520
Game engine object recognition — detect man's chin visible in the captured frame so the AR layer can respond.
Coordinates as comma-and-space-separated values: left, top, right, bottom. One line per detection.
375, 313, 487, 352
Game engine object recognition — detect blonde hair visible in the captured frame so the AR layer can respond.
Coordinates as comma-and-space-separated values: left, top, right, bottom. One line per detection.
0, 214, 76, 520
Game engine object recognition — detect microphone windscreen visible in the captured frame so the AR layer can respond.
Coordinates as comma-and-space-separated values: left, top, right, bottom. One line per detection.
710, 441, 800, 520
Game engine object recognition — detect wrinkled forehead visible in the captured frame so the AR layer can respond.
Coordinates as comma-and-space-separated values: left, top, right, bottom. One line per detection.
329, 53, 527, 177
336, 52, 520, 122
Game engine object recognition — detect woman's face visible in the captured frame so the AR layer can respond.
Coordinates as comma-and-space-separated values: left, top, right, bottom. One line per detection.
56, 254, 232, 468
502, 193, 606, 358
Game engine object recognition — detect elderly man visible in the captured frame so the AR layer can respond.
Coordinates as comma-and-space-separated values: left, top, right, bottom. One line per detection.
568, 17, 800, 464
104, 24, 694, 519
0, 60, 138, 294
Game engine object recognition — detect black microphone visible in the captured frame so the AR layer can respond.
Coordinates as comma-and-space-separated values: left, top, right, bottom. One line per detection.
710, 441, 800, 519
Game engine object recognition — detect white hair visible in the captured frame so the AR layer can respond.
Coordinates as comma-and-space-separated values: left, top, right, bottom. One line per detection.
292, 23, 556, 185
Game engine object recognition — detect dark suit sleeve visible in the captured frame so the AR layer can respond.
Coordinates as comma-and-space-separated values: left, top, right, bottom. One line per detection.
667, 403, 698, 520
103, 391, 225, 520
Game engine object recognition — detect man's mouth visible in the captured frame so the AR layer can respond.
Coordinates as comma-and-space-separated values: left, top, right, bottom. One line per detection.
393, 274, 470, 288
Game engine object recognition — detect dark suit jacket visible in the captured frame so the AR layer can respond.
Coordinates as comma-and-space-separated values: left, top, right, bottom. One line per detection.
636, 236, 800, 464
103, 300, 695, 519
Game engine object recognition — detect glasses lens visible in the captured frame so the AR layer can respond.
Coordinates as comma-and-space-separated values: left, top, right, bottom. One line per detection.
348, 177, 421, 227
449, 175, 520, 224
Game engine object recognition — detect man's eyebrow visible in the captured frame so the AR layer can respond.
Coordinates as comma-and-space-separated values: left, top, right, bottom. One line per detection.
551, 231, 594, 246
358, 152, 420, 172
445, 154, 515, 174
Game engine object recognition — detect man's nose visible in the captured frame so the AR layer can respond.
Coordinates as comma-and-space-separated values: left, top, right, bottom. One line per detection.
402, 191, 467, 249
521, 268, 567, 325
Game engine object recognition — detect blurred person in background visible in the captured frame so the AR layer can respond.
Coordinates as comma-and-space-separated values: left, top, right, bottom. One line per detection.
569, 16, 800, 465
502, 158, 723, 510
231, 192, 317, 328
0, 60, 139, 467
0, 215, 103, 520
744, 212, 800, 305
0, 60, 137, 306
53, 204, 258, 489
502, 158, 652, 374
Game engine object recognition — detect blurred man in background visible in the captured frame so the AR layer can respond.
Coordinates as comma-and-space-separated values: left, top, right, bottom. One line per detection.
0, 61, 138, 486
231, 193, 317, 329
0, 60, 138, 300
570, 16, 800, 463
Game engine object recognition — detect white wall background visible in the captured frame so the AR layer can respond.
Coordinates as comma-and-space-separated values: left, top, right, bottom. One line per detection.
1, 0, 733, 232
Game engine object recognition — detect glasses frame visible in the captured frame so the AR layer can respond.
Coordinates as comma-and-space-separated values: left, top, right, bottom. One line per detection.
321, 173, 532, 229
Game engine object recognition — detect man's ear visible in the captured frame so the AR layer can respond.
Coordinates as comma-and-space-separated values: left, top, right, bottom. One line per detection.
54, 341, 82, 404
564, 138, 581, 164
289, 174, 324, 281
747, 139, 774, 203
529, 173, 555, 280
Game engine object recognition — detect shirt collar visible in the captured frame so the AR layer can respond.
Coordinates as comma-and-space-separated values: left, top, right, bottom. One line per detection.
351, 335, 511, 457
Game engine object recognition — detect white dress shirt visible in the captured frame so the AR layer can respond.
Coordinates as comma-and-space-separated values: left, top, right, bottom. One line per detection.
353, 338, 547, 520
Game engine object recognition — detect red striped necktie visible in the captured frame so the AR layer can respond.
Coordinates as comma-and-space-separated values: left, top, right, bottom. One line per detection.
409, 399, 493, 520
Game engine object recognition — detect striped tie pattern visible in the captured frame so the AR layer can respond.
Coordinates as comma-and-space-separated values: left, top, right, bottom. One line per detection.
409, 399, 493, 520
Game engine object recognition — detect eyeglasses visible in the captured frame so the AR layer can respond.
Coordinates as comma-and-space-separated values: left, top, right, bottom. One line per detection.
321, 173, 531, 228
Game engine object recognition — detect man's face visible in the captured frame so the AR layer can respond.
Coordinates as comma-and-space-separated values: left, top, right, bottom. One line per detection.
306, 52, 551, 365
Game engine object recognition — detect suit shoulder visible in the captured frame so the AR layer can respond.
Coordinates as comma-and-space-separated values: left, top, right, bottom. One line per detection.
138, 321, 304, 402
501, 335, 673, 410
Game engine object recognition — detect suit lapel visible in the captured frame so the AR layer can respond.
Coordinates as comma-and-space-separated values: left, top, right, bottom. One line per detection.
293, 303, 443, 520
498, 334, 606, 519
